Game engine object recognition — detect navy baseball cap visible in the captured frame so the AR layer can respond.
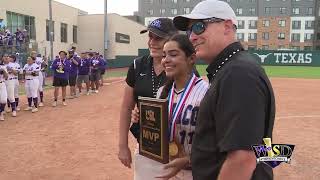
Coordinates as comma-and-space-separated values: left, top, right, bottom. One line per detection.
140, 18, 178, 38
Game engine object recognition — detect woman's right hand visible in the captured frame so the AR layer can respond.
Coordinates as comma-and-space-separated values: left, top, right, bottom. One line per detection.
131, 106, 140, 123
118, 146, 132, 168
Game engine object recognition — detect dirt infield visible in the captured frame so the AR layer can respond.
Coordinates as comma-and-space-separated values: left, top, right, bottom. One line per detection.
0, 77, 319, 180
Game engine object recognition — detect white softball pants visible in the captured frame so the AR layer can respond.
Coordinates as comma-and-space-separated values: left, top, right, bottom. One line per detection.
25, 79, 39, 98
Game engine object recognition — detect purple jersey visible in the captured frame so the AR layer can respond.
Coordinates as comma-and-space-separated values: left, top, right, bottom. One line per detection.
69, 56, 79, 76
78, 58, 90, 75
51, 58, 71, 79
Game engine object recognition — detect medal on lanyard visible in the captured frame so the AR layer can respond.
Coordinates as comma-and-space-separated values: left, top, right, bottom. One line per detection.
168, 74, 197, 156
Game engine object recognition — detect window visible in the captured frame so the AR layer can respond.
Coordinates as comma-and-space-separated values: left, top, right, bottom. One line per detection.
304, 46, 312, 50
184, 0, 190, 2
249, 0, 256, 2
237, 20, 245, 29
60, 23, 68, 43
146, 0, 153, 3
249, 20, 257, 29
304, 33, 313, 41
171, 0, 177, 3
262, 32, 269, 40
248, 33, 257, 40
159, 0, 165, 3
262, 20, 270, 27
292, 8, 300, 15
262, 45, 269, 50
237, 33, 244, 40
317, 46, 320, 50
292, 21, 301, 29
305, 21, 314, 29
265, 7, 271, 14
307, 8, 313, 15
278, 33, 285, 39
318, 33, 320, 40
278, 45, 285, 49
183, 8, 190, 14
73, 25, 77, 43
160, 9, 165, 15
147, 9, 154, 15
249, 8, 256, 15
6, 11, 36, 40
171, 9, 177, 15
280, 7, 286, 14
236, 8, 243, 15
46, 20, 54, 41
291, 33, 300, 41
279, 20, 286, 27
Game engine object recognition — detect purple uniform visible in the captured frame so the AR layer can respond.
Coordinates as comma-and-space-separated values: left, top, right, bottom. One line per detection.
51, 58, 71, 79
78, 58, 90, 75
69, 56, 80, 77
91, 57, 103, 72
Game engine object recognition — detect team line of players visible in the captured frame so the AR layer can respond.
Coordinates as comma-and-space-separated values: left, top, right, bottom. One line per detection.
0, 50, 107, 121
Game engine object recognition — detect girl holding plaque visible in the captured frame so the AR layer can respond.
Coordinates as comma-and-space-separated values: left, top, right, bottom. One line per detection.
51, 51, 71, 107
118, 18, 178, 179
132, 34, 209, 179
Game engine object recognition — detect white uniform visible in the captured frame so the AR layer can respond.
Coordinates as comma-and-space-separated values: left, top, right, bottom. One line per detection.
35, 57, 44, 92
4, 62, 17, 104
134, 78, 209, 180
0, 65, 8, 104
11, 62, 21, 99
23, 63, 40, 98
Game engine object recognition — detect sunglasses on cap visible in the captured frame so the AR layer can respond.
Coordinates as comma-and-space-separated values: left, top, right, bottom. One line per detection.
186, 18, 225, 37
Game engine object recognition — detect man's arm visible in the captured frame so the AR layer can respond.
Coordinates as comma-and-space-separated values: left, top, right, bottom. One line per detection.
218, 150, 257, 180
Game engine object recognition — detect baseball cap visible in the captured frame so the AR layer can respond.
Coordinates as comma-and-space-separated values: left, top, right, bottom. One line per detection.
140, 18, 178, 38
173, 0, 237, 31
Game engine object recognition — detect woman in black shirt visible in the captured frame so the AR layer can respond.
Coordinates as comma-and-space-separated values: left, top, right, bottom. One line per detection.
118, 18, 178, 171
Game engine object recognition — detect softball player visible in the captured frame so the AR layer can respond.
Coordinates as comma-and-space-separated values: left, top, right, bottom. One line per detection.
3, 55, 17, 117
131, 34, 208, 179
32, 52, 45, 107
0, 60, 8, 121
89, 52, 102, 93
8, 55, 21, 111
23, 57, 40, 113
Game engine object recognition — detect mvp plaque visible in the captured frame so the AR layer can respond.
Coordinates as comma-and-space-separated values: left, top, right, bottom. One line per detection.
138, 96, 169, 164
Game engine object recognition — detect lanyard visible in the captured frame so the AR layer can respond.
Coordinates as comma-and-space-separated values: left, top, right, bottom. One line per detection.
168, 74, 197, 142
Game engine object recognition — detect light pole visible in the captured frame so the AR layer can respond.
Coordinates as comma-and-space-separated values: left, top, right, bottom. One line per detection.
104, 0, 108, 59
49, 0, 54, 61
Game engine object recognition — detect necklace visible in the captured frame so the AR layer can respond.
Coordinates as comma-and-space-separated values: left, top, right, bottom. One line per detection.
209, 49, 241, 85
151, 65, 162, 97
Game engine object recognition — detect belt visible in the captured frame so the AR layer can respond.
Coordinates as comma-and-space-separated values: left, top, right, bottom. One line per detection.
8, 77, 17, 80
26, 79, 34, 80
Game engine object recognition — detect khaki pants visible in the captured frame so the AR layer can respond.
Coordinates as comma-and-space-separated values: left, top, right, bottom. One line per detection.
134, 148, 192, 180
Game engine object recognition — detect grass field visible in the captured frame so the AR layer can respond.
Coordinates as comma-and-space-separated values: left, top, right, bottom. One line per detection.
195, 65, 320, 79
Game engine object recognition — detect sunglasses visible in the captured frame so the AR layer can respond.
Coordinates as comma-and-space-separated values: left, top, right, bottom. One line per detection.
186, 18, 225, 37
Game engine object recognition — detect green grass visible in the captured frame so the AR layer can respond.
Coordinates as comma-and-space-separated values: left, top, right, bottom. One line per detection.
196, 65, 320, 79
105, 71, 127, 78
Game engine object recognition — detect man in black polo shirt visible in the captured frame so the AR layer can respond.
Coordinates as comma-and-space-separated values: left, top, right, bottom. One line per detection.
173, 0, 275, 179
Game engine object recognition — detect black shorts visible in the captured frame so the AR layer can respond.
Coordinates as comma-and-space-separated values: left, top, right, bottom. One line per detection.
90, 71, 101, 81
69, 75, 77, 86
53, 77, 68, 87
